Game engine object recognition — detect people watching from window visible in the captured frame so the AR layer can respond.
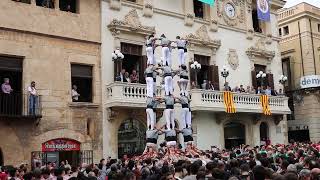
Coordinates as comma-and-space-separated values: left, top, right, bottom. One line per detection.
233, 86, 240, 93
1, 78, 13, 94
265, 86, 272, 96
256, 86, 264, 95
28, 81, 38, 115
130, 70, 139, 83
71, 85, 80, 102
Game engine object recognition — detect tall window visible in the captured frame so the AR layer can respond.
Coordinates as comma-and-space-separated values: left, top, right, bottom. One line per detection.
281, 58, 292, 90
193, 0, 204, 19
60, 0, 77, 13
317, 24, 320, 32
36, 0, 55, 8
71, 64, 93, 102
252, 9, 262, 33
283, 26, 289, 35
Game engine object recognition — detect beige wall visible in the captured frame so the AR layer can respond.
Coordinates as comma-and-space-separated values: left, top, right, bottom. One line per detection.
0, 0, 102, 165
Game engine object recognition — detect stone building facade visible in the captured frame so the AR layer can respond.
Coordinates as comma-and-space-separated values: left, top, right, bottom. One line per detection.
0, 0, 102, 166
102, 0, 290, 158
278, 3, 320, 142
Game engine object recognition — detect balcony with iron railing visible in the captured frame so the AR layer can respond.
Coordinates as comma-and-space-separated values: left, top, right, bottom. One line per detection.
0, 93, 42, 119
105, 83, 291, 114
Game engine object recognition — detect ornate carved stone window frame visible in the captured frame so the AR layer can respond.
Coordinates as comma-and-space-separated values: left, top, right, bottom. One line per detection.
185, 25, 221, 65
246, 38, 275, 71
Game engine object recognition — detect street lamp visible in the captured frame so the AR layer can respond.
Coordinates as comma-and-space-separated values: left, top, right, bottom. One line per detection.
256, 71, 267, 86
220, 65, 230, 84
112, 48, 124, 80
279, 75, 288, 85
190, 61, 201, 87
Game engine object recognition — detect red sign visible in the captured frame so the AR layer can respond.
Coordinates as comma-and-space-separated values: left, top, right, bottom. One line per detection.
42, 139, 80, 152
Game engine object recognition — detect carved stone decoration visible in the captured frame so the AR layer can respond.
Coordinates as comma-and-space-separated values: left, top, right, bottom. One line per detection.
106, 108, 119, 122
185, 14, 195, 27
185, 25, 221, 53
210, 20, 218, 32
216, 0, 245, 26
246, 29, 254, 40
246, 37, 275, 61
143, 2, 153, 18
227, 49, 239, 70
110, 0, 121, 11
266, 34, 272, 45
107, 9, 156, 37
273, 115, 284, 125
252, 114, 262, 125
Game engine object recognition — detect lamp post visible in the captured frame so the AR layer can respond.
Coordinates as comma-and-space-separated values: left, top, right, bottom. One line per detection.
279, 75, 288, 93
112, 48, 124, 79
220, 65, 230, 85
256, 71, 267, 87
190, 61, 201, 88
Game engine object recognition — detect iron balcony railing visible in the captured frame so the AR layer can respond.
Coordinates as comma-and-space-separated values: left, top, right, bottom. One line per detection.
0, 93, 42, 118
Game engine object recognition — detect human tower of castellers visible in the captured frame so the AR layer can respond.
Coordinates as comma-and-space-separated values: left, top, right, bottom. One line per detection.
139, 33, 199, 160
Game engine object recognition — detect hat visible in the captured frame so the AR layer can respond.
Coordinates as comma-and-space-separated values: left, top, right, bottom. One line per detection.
299, 169, 311, 177
287, 164, 297, 173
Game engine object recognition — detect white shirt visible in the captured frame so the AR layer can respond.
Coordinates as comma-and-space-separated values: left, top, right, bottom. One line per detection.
28, 86, 37, 96
72, 89, 80, 101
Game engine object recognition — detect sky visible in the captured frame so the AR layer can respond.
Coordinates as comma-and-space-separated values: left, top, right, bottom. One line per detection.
283, 0, 320, 8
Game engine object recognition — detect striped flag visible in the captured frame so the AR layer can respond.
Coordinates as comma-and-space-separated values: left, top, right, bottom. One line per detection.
260, 95, 271, 115
198, 0, 215, 6
223, 91, 236, 113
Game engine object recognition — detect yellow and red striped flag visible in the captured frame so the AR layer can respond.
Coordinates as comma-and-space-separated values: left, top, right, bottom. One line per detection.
223, 91, 236, 113
260, 95, 271, 115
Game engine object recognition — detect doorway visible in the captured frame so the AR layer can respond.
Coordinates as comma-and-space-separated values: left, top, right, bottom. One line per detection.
260, 122, 269, 145
0, 148, 3, 166
224, 122, 245, 149
118, 119, 146, 158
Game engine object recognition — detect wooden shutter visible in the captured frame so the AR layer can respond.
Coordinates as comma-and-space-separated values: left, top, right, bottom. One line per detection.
139, 56, 147, 84
210, 65, 220, 90
267, 73, 274, 89
71, 64, 92, 78
113, 60, 122, 81
251, 70, 257, 88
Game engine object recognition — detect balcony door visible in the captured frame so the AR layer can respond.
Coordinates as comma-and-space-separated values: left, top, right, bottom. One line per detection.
0, 56, 23, 116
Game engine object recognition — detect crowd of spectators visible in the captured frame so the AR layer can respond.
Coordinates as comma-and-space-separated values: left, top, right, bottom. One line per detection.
2, 142, 320, 180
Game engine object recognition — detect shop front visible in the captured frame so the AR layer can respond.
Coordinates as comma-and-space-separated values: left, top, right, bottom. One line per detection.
32, 138, 93, 168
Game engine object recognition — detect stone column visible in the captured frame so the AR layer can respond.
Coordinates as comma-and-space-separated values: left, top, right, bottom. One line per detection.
246, 0, 254, 40
209, 4, 218, 32
184, 0, 194, 26
55, 0, 59, 9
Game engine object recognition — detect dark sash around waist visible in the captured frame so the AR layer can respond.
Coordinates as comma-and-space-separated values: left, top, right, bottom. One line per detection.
147, 138, 157, 144
146, 73, 153, 77
164, 73, 172, 77
178, 47, 184, 49
180, 75, 189, 80
182, 104, 189, 108
165, 136, 177, 142
147, 105, 153, 109
166, 105, 174, 109
184, 135, 193, 142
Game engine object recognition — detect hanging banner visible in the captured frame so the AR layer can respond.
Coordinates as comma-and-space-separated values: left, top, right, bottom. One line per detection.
257, 0, 270, 21
198, 0, 215, 6
260, 95, 271, 115
42, 139, 80, 152
223, 91, 236, 113
300, 75, 320, 89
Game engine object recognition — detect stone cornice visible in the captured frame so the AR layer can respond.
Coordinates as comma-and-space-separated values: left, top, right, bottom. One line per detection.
281, 49, 296, 56
107, 9, 155, 36
246, 38, 275, 60
270, 0, 286, 10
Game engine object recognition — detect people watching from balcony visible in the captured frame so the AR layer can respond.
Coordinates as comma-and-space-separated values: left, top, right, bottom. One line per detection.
28, 81, 38, 115
1, 78, 13, 94
239, 85, 246, 93
71, 85, 80, 102
201, 80, 208, 90
224, 82, 232, 91
129, 70, 139, 83
208, 81, 214, 91
256, 86, 264, 95
124, 72, 130, 83
116, 69, 126, 82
